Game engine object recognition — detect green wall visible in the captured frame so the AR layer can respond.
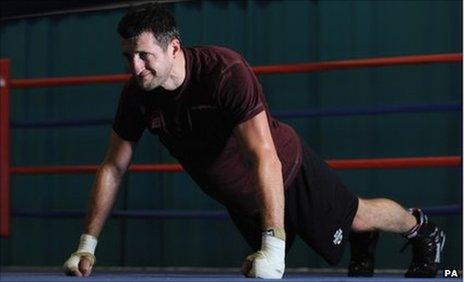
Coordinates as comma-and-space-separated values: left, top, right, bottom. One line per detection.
0, 0, 461, 270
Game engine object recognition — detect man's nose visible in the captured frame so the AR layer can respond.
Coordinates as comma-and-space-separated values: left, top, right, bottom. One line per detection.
130, 55, 145, 75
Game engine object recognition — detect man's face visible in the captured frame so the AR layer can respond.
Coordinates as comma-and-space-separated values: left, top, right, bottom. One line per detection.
121, 32, 174, 91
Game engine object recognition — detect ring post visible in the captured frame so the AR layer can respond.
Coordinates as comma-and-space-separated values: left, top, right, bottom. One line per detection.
0, 59, 11, 237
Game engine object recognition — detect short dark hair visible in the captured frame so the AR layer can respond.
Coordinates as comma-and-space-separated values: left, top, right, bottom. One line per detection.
117, 2, 180, 50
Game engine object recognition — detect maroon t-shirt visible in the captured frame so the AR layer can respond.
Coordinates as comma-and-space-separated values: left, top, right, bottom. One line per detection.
113, 46, 302, 215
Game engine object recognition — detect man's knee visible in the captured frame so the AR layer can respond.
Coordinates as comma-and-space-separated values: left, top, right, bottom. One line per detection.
351, 198, 375, 232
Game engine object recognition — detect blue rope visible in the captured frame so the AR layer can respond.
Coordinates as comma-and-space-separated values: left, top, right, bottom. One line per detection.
272, 102, 461, 119
11, 209, 230, 219
421, 204, 462, 216
10, 103, 461, 129
11, 204, 461, 219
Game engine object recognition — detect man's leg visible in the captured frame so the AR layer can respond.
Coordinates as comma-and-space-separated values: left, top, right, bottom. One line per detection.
284, 143, 360, 266
348, 198, 415, 276
351, 198, 446, 278
351, 198, 417, 232
348, 230, 379, 276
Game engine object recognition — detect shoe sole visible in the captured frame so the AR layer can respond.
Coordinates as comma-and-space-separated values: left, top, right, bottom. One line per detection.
435, 230, 445, 263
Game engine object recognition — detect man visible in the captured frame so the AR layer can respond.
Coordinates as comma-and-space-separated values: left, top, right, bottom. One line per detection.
63, 3, 445, 279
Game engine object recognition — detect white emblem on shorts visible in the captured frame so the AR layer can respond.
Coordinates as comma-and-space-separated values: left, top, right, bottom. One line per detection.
333, 229, 343, 245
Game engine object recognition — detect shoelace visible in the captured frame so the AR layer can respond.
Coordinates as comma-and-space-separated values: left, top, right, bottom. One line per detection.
401, 225, 439, 252
400, 237, 436, 263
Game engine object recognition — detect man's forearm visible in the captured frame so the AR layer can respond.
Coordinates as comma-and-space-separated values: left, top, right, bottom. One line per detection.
253, 156, 285, 229
84, 164, 124, 237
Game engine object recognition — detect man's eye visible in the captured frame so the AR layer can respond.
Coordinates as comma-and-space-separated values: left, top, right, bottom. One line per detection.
139, 52, 149, 60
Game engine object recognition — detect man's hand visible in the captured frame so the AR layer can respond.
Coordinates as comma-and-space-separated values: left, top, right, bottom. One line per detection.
63, 252, 95, 276
63, 234, 98, 277
242, 228, 286, 279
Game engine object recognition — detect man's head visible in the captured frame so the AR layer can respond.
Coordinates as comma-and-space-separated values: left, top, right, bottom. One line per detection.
118, 3, 182, 91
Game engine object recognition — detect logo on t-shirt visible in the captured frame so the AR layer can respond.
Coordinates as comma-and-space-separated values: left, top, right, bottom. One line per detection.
333, 229, 343, 245
150, 111, 163, 129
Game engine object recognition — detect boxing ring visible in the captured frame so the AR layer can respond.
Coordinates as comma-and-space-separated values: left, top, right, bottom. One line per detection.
2, 271, 461, 282
0, 53, 462, 281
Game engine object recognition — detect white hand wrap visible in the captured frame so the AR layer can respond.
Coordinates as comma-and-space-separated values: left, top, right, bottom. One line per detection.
247, 230, 286, 279
63, 234, 98, 274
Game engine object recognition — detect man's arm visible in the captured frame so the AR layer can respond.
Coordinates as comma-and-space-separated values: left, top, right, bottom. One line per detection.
234, 111, 284, 229
84, 131, 136, 237
63, 131, 135, 277
234, 111, 286, 279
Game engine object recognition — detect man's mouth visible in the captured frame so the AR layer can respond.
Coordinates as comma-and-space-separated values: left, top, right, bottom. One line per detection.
137, 71, 153, 80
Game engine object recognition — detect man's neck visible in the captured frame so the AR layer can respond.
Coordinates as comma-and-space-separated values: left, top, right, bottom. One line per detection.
161, 49, 186, 91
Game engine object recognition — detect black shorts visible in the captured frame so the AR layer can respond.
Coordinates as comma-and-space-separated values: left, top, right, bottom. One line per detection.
229, 142, 359, 265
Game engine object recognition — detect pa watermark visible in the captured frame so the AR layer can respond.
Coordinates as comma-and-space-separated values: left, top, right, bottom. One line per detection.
443, 269, 461, 278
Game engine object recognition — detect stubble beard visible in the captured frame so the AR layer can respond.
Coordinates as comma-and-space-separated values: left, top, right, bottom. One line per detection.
138, 74, 162, 91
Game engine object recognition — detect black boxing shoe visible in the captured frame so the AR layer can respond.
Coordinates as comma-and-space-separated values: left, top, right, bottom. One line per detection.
402, 208, 446, 278
348, 231, 379, 277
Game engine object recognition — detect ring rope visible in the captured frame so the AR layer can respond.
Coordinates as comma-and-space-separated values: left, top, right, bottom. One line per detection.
9, 53, 461, 89
10, 102, 461, 129
272, 102, 461, 119
11, 204, 462, 219
9, 156, 461, 174
253, 53, 462, 75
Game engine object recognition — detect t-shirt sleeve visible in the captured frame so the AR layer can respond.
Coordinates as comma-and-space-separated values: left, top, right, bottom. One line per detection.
217, 60, 265, 127
112, 82, 146, 142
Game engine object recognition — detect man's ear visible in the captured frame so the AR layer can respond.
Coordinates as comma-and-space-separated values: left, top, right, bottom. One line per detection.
171, 38, 181, 58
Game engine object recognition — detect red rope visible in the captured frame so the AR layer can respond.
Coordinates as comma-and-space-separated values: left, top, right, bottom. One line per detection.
10, 163, 183, 174
11, 74, 130, 89
9, 156, 461, 174
328, 156, 461, 169
253, 53, 462, 74
9, 53, 462, 88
